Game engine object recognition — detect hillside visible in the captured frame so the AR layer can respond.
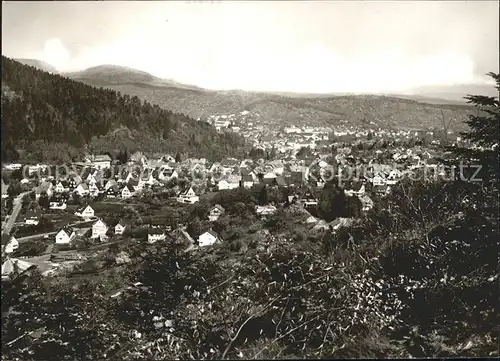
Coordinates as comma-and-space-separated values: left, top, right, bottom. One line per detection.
67, 73, 472, 132
0, 57, 247, 162
93, 82, 473, 132
65, 64, 161, 85
65, 64, 204, 91
13, 58, 58, 74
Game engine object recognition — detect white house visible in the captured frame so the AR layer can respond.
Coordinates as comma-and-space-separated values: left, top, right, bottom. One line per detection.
3, 236, 19, 254
177, 187, 199, 204
75, 204, 95, 219
115, 221, 127, 235
198, 230, 220, 247
88, 183, 100, 197
121, 185, 135, 199
148, 229, 166, 243
92, 154, 112, 169
255, 205, 277, 218
371, 175, 387, 186
218, 177, 240, 191
49, 201, 67, 210
208, 204, 225, 222
55, 226, 76, 244
91, 219, 108, 239
75, 183, 90, 197
55, 181, 68, 193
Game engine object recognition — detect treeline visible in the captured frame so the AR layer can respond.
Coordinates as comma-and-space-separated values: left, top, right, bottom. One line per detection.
1, 57, 247, 162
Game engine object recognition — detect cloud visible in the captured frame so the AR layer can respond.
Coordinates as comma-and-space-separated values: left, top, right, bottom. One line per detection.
37, 38, 71, 70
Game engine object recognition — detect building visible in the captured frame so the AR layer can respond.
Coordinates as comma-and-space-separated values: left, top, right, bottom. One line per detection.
121, 185, 135, 199
218, 177, 241, 191
241, 174, 255, 189
24, 210, 41, 226
255, 205, 277, 218
3, 236, 19, 254
92, 154, 112, 169
49, 201, 67, 210
148, 228, 166, 243
115, 221, 127, 235
91, 219, 108, 239
208, 204, 225, 222
55, 226, 76, 244
75, 204, 95, 219
198, 230, 220, 247
74, 183, 90, 197
177, 187, 199, 204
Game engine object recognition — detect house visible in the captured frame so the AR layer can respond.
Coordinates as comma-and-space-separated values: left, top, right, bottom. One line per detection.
198, 230, 221, 247
218, 176, 241, 191
55, 226, 76, 244
159, 169, 178, 182
177, 187, 199, 204
359, 194, 374, 212
161, 154, 176, 163
67, 176, 81, 190
300, 189, 318, 208
121, 185, 135, 199
139, 172, 156, 187
371, 175, 387, 186
88, 183, 100, 197
115, 221, 127, 235
54, 181, 69, 193
2, 258, 35, 280
208, 204, 225, 222
104, 179, 118, 190
373, 185, 391, 196
49, 201, 67, 210
74, 183, 90, 197
345, 181, 365, 197
106, 185, 120, 198
148, 228, 166, 243
93, 154, 112, 169
241, 174, 255, 189
91, 219, 108, 239
255, 205, 277, 218
75, 204, 95, 219
24, 210, 41, 225
3, 236, 19, 254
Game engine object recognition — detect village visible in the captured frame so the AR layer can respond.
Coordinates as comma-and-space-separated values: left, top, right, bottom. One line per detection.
1, 124, 457, 280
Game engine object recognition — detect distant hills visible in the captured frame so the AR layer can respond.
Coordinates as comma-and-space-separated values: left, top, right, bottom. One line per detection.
14, 58, 58, 73
12, 58, 487, 132
1, 57, 247, 163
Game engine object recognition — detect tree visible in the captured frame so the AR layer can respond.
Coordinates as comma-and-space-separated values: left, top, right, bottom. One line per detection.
317, 181, 348, 222
175, 152, 182, 163
452, 72, 499, 183
258, 185, 269, 205
186, 217, 203, 239
38, 192, 50, 209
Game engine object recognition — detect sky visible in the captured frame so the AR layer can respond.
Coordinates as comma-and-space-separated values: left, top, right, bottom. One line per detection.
2, 1, 499, 93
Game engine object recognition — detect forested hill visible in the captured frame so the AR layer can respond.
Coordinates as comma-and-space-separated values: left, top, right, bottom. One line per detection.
1, 56, 247, 162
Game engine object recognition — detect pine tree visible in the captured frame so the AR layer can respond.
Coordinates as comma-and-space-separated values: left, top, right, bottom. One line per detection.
453, 72, 499, 183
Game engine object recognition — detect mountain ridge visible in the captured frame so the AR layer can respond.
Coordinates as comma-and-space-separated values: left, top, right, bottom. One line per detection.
1, 57, 247, 163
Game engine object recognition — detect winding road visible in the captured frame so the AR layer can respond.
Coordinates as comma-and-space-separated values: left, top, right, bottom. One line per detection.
2, 192, 30, 235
